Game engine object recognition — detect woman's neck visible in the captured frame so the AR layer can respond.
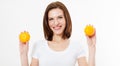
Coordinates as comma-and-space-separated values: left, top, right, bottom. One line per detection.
52, 35, 65, 43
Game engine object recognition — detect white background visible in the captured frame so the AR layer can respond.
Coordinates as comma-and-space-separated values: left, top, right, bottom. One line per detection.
0, 0, 120, 66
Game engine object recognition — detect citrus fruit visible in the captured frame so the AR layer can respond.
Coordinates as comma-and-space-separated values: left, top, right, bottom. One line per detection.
19, 31, 30, 43
84, 25, 95, 37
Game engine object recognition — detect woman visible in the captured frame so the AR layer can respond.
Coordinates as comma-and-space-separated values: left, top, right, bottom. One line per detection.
19, 1, 96, 66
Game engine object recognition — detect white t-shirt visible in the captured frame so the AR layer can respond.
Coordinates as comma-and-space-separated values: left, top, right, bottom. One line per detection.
32, 39, 86, 66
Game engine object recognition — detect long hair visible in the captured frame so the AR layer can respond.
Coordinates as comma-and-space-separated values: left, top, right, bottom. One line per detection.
43, 1, 72, 41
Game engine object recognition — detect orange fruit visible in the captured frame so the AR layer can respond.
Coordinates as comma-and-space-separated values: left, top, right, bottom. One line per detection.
84, 25, 95, 37
19, 31, 30, 43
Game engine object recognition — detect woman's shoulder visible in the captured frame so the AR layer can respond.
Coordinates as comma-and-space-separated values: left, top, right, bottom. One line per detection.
33, 39, 47, 48
70, 39, 86, 56
70, 39, 82, 46
70, 38, 85, 49
34, 39, 46, 44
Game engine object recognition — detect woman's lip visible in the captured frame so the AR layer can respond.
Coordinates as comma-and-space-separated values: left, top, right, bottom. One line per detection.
53, 26, 62, 30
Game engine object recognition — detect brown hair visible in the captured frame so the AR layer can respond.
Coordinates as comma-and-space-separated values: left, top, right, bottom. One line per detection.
43, 1, 72, 41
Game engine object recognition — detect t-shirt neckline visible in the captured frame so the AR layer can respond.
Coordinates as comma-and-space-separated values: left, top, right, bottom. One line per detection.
45, 39, 71, 54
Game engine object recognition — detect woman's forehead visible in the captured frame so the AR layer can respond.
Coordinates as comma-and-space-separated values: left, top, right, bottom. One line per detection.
48, 8, 64, 18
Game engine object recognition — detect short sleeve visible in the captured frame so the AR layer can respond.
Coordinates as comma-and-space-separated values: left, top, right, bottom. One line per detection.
76, 43, 86, 58
32, 42, 40, 59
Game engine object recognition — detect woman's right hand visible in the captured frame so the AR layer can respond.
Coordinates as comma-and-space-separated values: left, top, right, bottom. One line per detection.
19, 42, 29, 66
19, 41, 29, 56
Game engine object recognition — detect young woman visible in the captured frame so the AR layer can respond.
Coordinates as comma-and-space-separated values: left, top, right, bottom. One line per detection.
19, 1, 96, 66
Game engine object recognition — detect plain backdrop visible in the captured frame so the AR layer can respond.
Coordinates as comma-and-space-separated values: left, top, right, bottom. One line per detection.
0, 0, 120, 66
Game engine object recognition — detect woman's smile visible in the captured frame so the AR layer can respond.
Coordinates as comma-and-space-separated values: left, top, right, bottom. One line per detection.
48, 8, 66, 35
53, 25, 62, 30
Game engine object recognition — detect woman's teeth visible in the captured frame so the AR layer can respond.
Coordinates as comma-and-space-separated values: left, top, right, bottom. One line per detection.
53, 26, 61, 30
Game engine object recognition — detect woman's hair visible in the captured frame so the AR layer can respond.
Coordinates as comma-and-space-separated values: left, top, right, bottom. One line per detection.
43, 1, 72, 41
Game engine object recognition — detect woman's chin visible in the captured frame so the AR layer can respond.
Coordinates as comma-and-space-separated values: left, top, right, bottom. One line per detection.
54, 32, 63, 36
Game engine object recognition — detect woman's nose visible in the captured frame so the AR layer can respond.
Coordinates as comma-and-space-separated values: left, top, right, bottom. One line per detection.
54, 19, 59, 25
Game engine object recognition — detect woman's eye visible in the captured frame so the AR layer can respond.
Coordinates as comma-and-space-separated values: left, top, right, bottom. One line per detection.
58, 16, 63, 19
49, 18, 53, 21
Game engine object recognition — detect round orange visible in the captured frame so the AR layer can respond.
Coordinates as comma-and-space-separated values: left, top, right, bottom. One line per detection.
84, 25, 95, 37
19, 31, 30, 43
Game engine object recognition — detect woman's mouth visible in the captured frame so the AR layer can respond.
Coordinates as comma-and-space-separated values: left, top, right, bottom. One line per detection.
53, 26, 62, 30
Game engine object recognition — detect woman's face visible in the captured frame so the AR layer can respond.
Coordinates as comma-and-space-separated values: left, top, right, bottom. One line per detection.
48, 8, 66, 36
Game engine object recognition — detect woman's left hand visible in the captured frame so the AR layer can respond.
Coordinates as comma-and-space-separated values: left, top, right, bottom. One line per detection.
86, 28, 96, 66
86, 30, 96, 54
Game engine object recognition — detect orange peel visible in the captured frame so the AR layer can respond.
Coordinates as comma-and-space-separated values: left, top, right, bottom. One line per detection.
84, 25, 95, 37
19, 31, 30, 43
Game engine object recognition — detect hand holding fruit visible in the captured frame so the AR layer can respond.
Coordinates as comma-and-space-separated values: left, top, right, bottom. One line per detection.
19, 31, 30, 44
19, 31, 30, 55
84, 25, 95, 37
84, 25, 96, 65
84, 25, 96, 48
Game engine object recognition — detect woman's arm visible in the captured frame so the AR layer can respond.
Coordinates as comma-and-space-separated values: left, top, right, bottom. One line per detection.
30, 58, 39, 66
87, 32, 96, 66
20, 54, 29, 66
77, 57, 88, 66
19, 42, 29, 66
19, 42, 39, 66
78, 32, 96, 66
20, 55, 39, 66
